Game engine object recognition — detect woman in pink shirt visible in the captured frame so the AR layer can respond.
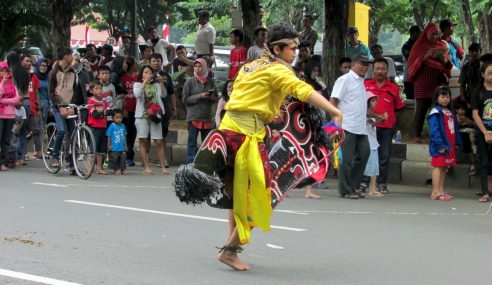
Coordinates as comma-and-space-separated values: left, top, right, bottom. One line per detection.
0, 61, 20, 170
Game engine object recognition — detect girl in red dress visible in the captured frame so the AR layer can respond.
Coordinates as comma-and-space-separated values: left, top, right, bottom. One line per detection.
427, 86, 462, 201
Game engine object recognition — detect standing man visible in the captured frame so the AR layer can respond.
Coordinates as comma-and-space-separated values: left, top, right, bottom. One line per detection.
345, 27, 372, 60
173, 45, 196, 119
247, 27, 268, 61
459, 43, 482, 105
365, 44, 397, 81
194, 10, 216, 59
360, 58, 405, 194
84, 44, 101, 78
330, 53, 371, 199
339, 57, 352, 75
228, 29, 247, 80
99, 44, 115, 69
401, 25, 421, 100
147, 26, 175, 71
440, 19, 464, 69
299, 14, 318, 54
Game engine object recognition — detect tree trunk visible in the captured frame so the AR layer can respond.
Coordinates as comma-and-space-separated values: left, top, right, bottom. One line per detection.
51, 0, 75, 57
478, 4, 492, 53
323, 0, 349, 92
459, 0, 476, 46
240, 0, 260, 48
369, 20, 382, 48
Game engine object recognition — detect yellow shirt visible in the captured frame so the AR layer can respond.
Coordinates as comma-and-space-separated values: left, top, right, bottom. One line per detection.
225, 56, 314, 123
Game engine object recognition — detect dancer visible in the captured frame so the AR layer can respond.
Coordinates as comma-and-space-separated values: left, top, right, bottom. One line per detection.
216, 24, 342, 271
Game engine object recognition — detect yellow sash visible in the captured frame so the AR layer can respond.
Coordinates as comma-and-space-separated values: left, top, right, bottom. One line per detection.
219, 112, 272, 244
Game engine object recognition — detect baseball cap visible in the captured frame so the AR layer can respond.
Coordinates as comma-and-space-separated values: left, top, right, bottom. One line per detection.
347, 27, 358, 34
439, 19, 457, 31
351, 52, 370, 63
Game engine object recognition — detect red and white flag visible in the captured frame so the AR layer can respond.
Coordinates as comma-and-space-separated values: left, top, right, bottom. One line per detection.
162, 13, 170, 41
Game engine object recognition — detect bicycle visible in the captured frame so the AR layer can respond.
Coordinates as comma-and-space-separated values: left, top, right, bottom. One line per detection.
41, 104, 96, 179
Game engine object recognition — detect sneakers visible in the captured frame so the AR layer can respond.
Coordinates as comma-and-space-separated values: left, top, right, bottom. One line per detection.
312, 182, 329, 190
126, 159, 135, 167
51, 159, 60, 168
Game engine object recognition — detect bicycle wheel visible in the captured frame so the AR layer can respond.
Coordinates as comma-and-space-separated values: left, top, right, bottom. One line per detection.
41, 122, 61, 174
72, 125, 96, 179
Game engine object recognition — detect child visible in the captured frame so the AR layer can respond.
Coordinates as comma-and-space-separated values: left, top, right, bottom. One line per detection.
106, 109, 127, 175
428, 86, 462, 201
87, 81, 110, 175
97, 65, 116, 122
215, 80, 233, 128
12, 102, 26, 166
455, 101, 477, 176
363, 92, 383, 197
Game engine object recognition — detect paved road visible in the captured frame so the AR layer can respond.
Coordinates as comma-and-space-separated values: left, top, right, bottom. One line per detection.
1, 160, 491, 285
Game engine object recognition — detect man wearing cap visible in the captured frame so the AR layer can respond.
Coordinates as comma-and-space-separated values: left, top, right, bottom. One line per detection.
346, 27, 372, 61
460, 43, 482, 105
440, 19, 464, 69
299, 14, 318, 54
195, 10, 216, 58
330, 53, 371, 199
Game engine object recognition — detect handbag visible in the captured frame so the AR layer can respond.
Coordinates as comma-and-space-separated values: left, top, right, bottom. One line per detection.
144, 90, 163, 123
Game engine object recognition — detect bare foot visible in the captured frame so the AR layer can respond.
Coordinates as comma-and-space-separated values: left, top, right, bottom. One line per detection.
97, 169, 107, 175
368, 191, 384, 197
114, 170, 121, 175
305, 193, 321, 199
217, 251, 250, 271
121, 171, 128, 175
161, 168, 170, 175
143, 169, 153, 175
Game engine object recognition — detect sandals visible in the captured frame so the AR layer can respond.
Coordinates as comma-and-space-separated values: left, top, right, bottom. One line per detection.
478, 194, 489, 203
340, 193, 359, 199
469, 165, 477, 176
432, 193, 452, 201
378, 185, 389, 194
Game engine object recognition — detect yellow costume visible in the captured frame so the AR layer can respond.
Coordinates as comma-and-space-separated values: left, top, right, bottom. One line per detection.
219, 55, 314, 244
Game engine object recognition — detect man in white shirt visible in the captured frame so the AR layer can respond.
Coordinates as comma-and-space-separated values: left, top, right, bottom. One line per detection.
364, 44, 397, 81
194, 10, 216, 58
330, 53, 371, 199
147, 26, 175, 70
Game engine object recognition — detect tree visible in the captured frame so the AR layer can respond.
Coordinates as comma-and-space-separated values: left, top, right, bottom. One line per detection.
51, 0, 76, 54
458, 0, 476, 45
477, 1, 492, 52
0, 0, 50, 57
240, 0, 261, 47
322, 0, 349, 91
77, 0, 131, 41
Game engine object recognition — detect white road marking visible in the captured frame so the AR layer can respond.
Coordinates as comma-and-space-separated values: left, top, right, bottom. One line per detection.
0, 268, 82, 285
32, 182, 68, 188
280, 209, 490, 216
486, 202, 492, 215
274, 210, 309, 215
64, 200, 307, 232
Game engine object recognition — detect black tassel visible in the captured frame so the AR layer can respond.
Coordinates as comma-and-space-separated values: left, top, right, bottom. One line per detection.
173, 164, 224, 206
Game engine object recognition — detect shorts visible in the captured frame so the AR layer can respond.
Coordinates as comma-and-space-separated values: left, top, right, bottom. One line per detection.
364, 149, 379, 177
135, 118, 162, 140
92, 127, 107, 154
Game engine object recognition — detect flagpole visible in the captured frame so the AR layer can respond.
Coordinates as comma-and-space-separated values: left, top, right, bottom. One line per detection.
130, 0, 138, 58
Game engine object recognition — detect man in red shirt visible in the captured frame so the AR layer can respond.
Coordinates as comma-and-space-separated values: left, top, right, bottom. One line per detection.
228, 29, 247, 80
362, 58, 405, 193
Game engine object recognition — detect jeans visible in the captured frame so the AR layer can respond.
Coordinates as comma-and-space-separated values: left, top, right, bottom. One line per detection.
40, 99, 50, 131
17, 100, 30, 160
51, 109, 75, 166
0, 119, 15, 166
186, 122, 211, 163
338, 131, 370, 195
360, 127, 394, 188
475, 132, 492, 196
123, 111, 137, 161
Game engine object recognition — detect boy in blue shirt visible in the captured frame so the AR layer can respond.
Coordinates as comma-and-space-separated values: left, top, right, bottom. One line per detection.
106, 109, 128, 175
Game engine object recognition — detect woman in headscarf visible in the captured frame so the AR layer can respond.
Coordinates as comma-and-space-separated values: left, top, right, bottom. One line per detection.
407, 23, 453, 143
0, 61, 21, 170
182, 58, 217, 163
34, 58, 50, 130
